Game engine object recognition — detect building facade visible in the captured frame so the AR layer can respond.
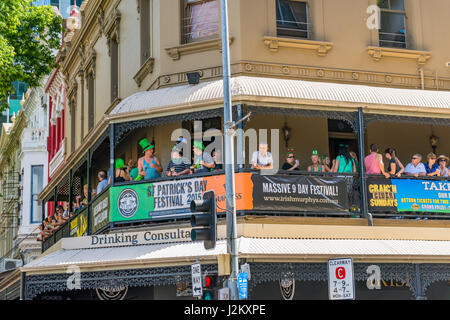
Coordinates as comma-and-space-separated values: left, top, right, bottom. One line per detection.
23, 0, 450, 300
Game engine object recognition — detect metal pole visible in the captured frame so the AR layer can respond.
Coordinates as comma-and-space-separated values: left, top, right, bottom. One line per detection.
109, 123, 115, 187
237, 104, 244, 169
357, 107, 370, 224
220, 0, 239, 300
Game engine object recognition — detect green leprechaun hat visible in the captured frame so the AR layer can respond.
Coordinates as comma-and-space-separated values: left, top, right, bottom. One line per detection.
193, 140, 205, 151
115, 158, 125, 169
139, 138, 154, 154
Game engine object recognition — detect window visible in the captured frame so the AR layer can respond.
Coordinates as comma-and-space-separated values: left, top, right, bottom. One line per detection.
87, 74, 94, 130
110, 38, 119, 102
30, 165, 44, 223
140, 0, 151, 65
276, 0, 308, 39
378, 0, 406, 48
183, 0, 219, 44
70, 100, 76, 152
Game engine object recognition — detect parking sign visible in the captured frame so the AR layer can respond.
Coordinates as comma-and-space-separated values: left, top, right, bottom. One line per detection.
237, 272, 248, 300
328, 258, 355, 300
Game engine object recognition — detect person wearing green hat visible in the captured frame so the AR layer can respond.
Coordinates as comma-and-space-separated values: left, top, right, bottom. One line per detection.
308, 150, 325, 172
113, 158, 129, 183
192, 140, 215, 174
138, 138, 162, 180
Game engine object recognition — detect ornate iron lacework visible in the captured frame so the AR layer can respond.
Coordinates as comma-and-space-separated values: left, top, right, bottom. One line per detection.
364, 113, 450, 128
114, 109, 225, 146
242, 106, 359, 132
25, 264, 218, 300
418, 264, 450, 298
247, 263, 450, 299
91, 130, 110, 157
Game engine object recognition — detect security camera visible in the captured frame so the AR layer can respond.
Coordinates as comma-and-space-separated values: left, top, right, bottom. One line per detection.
446, 62, 450, 67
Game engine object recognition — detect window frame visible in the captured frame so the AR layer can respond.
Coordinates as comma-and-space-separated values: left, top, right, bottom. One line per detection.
30, 165, 44, 224
276, 0, 309, 39
378, 0, 407, 48
182, 0, 220, 44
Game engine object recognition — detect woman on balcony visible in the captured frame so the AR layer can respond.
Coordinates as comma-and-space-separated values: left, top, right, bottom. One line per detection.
282, 149, 300, 171
332, 144, 356, 174
138, 139, 162, 180
307, 150, 324, 172
424, 153, 440, 177
437, 155, 449, 177
112, 159, 130, 183
384, 148, 404, 177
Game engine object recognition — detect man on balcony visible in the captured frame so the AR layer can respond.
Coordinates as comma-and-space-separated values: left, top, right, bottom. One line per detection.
166, 146, 191, 177
251, 143, 273, 170
404, 154, 426, 177
192, 141, 215, 174
96, 170, 108, 194
138, 138, 162, 180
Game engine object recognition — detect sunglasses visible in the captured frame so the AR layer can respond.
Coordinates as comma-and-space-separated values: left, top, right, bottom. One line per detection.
412, 157, 418, 160
287, 156, 294, 158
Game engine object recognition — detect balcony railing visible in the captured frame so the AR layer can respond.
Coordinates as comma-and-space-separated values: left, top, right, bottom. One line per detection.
41, 169, 450, 253
21, 128, 47, 151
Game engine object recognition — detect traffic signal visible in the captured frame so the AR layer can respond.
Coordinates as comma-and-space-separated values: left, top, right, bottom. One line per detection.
190, 190, 216, 249
202, 274, 217, 300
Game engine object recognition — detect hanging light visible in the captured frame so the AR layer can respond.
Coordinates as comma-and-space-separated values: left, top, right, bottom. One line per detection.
282, 121, 291, 148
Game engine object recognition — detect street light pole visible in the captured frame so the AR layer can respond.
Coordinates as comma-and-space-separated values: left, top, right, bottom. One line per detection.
220, 0, 239, 300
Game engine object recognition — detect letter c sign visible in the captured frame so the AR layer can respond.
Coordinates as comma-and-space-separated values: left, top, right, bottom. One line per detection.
336, 267, 346, 280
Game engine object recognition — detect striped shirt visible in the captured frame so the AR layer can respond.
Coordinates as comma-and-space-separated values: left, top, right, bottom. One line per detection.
166, 157, 190, 173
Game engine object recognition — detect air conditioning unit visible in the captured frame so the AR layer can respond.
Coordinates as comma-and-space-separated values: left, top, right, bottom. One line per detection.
0, 259, 23, 273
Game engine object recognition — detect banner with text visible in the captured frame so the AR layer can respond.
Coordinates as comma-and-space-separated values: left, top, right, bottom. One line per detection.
367, 178, 450, 213
109, 173, 350, 222
251, 175, 349, 212
109, 173, 253, 222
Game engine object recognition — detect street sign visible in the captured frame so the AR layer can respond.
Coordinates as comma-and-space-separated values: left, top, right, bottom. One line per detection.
218, 287, 230, 300
240, 263, 251, 280
191, 263, 203, 297
237, 272, 248, 300
328, 258, 355, 300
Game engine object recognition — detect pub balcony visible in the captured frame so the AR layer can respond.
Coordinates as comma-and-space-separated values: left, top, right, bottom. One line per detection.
41, 168, 450, 254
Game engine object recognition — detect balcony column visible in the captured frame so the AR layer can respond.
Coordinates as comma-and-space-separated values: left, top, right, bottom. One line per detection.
87, 149, 92, 234
357, 107, 370, 224
109, 124, 115, 187
109, 123, 115, 230
68, 169, 73, 214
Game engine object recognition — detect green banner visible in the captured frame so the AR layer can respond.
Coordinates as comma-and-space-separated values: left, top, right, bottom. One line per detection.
110, 183, 156, 222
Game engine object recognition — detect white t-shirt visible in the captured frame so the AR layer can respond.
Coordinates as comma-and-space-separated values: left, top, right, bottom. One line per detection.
251, 151, 273, 167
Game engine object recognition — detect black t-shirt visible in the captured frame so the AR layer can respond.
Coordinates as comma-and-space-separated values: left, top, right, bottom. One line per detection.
389, 158, 400, 175
282, 162, 299, 171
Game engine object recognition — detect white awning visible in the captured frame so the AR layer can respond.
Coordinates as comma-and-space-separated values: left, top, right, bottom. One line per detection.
111, 76, 450, 117
22, 237, 450, 274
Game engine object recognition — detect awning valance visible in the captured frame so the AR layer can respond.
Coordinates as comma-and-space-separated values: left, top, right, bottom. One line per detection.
22, 237, 450, 274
